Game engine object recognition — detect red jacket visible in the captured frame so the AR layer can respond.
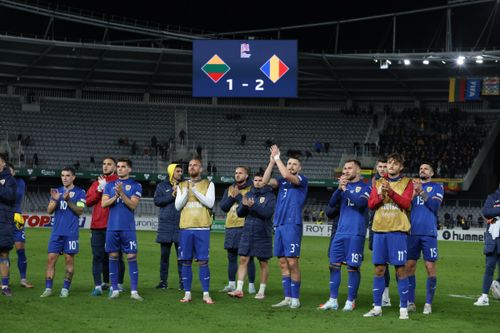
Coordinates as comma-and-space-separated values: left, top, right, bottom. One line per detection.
86, 174, 118, 229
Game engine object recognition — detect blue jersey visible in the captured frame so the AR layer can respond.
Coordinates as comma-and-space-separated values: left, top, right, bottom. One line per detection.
51, 186, 86, 237
410, 182, 444, 236
14, 178, 25, 213
105, 178, 142, 231
329, 180, 371, 237
273, 175, 308, 226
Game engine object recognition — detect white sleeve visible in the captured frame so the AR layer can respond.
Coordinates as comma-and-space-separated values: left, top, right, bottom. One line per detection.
191, 182, 215, 209
175, 186, 188, 211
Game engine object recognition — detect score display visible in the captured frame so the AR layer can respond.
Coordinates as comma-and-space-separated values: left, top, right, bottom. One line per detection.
192, 40, 297, 98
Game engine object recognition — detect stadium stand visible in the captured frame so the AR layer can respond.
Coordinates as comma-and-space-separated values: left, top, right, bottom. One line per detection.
1, 95, 372, 178
378, 108, 499, 177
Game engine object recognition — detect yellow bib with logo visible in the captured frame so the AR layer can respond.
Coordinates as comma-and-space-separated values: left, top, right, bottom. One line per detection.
225, 185, 252, 228
372, 177, 411, 233
179, 179, 212, 229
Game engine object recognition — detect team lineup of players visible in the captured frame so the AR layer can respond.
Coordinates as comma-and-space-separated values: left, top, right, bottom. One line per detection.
0, 146, 447, 319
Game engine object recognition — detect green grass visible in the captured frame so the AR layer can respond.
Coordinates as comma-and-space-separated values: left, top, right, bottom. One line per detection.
2, 228, 498, 333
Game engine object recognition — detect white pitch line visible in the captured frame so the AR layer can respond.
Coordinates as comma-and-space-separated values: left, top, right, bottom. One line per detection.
448, 294, 478, 300
448, 294, 500, 301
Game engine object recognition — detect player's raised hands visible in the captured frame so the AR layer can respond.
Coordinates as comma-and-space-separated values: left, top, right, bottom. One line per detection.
63, 191, 70, 201
270, 145, 280, 161
380, 179, 391, 193
228, 185, 239, 198
338, 174, 348, 191
241, 194, 254, 207
114, 181, 123, 196
412, 179, 423, 194
50, 188, 61, 201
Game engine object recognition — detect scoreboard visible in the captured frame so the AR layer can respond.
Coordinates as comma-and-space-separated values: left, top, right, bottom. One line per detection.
192, 40, 297, 98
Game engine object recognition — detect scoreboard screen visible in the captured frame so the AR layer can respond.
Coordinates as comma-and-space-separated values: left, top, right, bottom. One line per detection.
192, 40, 297, 98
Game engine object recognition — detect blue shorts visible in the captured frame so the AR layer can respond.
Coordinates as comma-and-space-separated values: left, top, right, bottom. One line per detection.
329, 234, 365, 267
407, 235, 438, 261
224, 227, 243, 250
48, 234, 79, 254
372, 232, 408, 266
105, 230, 138, 254
274, 224, 302, 258
13, 227, 25, 243
178, 229, 210, 261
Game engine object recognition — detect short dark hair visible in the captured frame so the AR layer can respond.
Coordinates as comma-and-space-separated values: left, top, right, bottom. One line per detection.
103, 156, 117, 164
387, 153, 405, 165
62, 166, 76, 175
375, 157, 387, 165
254, 171, 264, 178
420, 162, 434, 171
345, 159, 361, 168
288, 154, 302, 163
0, 153, 7, 163
117, 157, 132, 168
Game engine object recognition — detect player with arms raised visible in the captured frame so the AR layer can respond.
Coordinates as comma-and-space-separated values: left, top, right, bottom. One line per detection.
263, 145, 308, 309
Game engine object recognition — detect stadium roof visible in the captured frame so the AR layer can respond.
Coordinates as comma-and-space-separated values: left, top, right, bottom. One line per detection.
0, 0, 499, 101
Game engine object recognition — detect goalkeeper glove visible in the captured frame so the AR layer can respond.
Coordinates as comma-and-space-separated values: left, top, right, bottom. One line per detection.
97, 177, 107, 192
14, 213, 24, 230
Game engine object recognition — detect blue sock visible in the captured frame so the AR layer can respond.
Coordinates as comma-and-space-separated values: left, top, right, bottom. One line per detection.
248, 257, 256, 284
16, 249, 27, 279
63, 279, 71, 290
128, 257, 139, 292
408, 275, 416, 303
290, 280, 301, 299
199, 263, 210, 292
109, 256, 119, 290
398, 277, 409, 308
426, 277, 437, 304
373, 276, 385, 306
46, 278, 53, 289
384, 267, 391, 287
182, 263, 193, 292
347, 269, 360, 301
282, 275, 291, 298
330, 265, 341, 298
2, 277, 9, 287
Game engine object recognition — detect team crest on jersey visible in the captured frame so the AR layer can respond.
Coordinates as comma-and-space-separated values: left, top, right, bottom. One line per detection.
355, 186, 361, 193
125, 185, 132, 191
69, 191, 75, 198
0, 179, 4, 185
259, 196, 265, 204
426, 186, 433, 193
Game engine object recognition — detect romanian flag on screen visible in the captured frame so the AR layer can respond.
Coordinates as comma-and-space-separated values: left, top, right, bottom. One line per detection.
448, 78, 466, 102
260, 55, 289, 83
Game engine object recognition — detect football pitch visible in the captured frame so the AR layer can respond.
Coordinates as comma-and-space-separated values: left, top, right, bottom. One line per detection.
2, 228, 498, 333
